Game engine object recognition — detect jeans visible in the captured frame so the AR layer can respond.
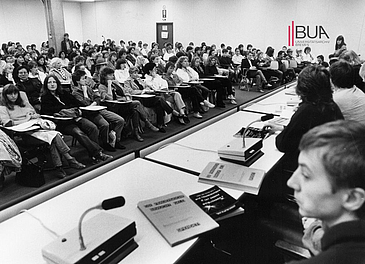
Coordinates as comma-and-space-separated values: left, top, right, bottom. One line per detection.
99, 109, 125, 142
178, 86, 205, 112
136, 96, 173, 126
50, 134, 71, 167
58, 118, 101, 157
164, 91, 185, 112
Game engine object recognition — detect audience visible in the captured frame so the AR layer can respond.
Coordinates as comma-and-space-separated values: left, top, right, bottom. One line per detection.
72, 69, 126, 151
330, 60, 365, 125
40, 75, 112, 163
97, 66, 159, 142
0, 84, 85, 179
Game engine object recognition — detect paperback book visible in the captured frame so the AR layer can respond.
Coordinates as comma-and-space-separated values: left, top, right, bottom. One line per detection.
189, 185, 240, 220
198, 162, 265, 195
137, 191, 219, 247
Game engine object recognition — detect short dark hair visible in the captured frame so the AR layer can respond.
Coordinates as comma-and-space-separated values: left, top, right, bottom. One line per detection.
296, 64, 333, 104
72, 70, 87, 86
165, 61, 175, 72
143, 62, 156, 75
300, 120, 365, 216
115, 59, 127, 70
99, 67, 115, 85
329, 60, 354, 88
317, 55, 324, 61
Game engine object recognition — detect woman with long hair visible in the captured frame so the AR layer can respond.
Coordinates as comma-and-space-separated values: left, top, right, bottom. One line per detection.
190, 56, 226, 107
175, 56, 215, 118
0, 84, 85, 178
205, 55, 236, 104
41, 75, 112, 163
330, 35, 347, 59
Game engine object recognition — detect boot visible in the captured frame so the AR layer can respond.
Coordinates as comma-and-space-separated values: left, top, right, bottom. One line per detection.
134, 128, 144, 142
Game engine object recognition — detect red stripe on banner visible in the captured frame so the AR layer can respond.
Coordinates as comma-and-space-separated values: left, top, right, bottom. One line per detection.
288, 26, 291, 46
292, 21, 294, 46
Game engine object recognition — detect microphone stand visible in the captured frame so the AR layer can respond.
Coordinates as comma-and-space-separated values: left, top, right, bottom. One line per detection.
78, 205, 101, 251
242, 119, 260, 148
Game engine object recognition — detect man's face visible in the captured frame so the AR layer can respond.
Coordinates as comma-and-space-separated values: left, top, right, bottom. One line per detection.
287, 149, 348, 226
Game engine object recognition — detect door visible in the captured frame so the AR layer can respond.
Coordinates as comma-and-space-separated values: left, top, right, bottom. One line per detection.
156, 22, 173, 49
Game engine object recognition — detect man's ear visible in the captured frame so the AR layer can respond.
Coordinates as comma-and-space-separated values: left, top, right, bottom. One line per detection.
343, 188, 365, 212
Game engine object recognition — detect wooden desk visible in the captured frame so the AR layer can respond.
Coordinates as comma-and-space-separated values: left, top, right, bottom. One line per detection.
0, 159, 243, 264
145, 111, 283, 175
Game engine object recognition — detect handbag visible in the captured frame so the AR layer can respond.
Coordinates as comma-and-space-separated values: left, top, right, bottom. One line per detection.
15, 158, 45, 187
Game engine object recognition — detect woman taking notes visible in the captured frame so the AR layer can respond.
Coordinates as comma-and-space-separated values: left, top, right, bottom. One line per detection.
0, 84, 85, 178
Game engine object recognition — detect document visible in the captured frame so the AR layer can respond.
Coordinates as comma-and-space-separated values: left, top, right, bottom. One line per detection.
138, 191, 219, 246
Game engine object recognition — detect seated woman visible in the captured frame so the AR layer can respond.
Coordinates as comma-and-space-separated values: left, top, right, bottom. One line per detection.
28, 61, 46, 84
15, 65, 42, 112
49, 58, 72, 92
41, 75, 112, 164
302, 46, 316, 64
98, 66, 159, 142
205, 56, 236, 104
163, 61, 204, 120
0, 63, 15, 86
37, 55, 49, 74
59, 51, 70, 69
143, 62, 187, 124
106, 51, 118, 70
72, 70, 126, 151
124, 66, 174, 132
257, 50, 283, 84
329, 35, 347, 60
114, 59, 130, 85
0, 84, 85, 179
191, 56, 225, 107
267, 64, 344, 175
175, 56, 215, 118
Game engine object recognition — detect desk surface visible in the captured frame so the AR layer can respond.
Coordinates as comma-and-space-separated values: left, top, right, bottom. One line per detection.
243, 83, 299, 118
146, 111, 283, 175
0, 159, 243, 264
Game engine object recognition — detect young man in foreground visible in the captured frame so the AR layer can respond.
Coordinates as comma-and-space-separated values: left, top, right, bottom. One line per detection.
287, 120, 365, 263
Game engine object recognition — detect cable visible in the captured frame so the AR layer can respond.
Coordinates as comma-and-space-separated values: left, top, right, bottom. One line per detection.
158, 142, 217, 153
19, 209, 60, 238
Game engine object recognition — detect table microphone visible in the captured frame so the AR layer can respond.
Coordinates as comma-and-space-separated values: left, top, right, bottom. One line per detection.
79, 196, 125, 250
242, 114, 274, 147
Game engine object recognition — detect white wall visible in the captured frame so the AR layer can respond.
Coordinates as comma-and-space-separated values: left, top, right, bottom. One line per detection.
0, 0, 47, 48
78, 0, 365, 59
1, 0, 365, 60
63, 2, 84, 44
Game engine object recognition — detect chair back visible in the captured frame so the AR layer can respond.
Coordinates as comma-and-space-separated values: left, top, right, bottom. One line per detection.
360, 63, 365, 82
289, 60, 298, 68
269, 60, 279, 70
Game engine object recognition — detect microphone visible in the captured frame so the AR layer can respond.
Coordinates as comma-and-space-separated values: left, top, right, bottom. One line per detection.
79, 196, 125, 250
242, 114, 274, 147
260, 113, 274, 122
101, 196, 125, 210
